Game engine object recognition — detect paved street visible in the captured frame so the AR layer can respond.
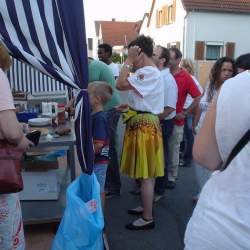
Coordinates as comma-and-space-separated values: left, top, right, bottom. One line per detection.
25, 111, 200, 250
105, 166, 199, 250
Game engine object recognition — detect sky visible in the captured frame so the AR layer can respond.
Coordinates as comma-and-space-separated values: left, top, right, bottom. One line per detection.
84, 0, 152, 37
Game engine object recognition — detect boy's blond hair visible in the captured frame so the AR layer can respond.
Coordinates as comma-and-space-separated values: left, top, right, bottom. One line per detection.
0, 42, 11, 71
88, 81, 113, 105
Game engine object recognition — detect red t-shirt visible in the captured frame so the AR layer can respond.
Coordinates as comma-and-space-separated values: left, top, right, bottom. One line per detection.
173, 69, 201, 126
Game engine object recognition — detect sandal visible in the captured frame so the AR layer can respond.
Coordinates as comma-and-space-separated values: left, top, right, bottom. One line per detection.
126, 217, 155, 230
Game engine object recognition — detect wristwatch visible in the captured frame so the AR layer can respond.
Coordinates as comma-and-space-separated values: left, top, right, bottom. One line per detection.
123, 63, 133, 71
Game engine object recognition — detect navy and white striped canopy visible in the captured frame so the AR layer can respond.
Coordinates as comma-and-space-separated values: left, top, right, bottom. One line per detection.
8, 57, 67, 93
0, 0, 94, 174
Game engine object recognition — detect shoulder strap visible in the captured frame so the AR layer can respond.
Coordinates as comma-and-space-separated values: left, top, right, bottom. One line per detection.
221, 129, 250, 171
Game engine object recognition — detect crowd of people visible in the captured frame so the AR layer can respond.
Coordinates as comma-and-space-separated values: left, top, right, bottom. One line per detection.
0, 33, 249, 249
91, 35, 250, 248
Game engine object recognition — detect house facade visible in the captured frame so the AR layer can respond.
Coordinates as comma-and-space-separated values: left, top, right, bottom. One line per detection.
140, 0, 250, 60
89, 19, 140, 59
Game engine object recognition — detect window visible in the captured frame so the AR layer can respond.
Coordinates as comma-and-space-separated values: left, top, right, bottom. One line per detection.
168, 5, 173, 23
88, 38, 93, 51
206, 45, 222, 60
156, 0, 176, 27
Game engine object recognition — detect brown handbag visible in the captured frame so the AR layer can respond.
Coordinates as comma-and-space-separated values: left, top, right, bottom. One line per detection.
0, 140, 23, 194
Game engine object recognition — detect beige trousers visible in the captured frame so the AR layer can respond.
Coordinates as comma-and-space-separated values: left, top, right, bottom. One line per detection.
168, 125, 184, 182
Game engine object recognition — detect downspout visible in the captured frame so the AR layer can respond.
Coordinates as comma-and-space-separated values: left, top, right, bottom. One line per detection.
183, 12, 187, 57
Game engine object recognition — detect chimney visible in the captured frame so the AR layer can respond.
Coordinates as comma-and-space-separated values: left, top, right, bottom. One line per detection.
112, 18, 116, 22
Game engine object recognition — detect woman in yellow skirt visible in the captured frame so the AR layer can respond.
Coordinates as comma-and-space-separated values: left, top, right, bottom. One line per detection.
116, 35, 165, 230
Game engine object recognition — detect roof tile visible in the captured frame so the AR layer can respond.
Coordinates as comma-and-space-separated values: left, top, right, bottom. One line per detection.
95, 20, 141, 46
182, 0, 250, 13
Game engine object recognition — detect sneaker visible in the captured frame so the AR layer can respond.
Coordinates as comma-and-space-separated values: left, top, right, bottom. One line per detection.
129, 187, 141, 195
154, 194, 165, 203
103, 232, 110, 250
179, 159, 192, 167
105, 191, 120, 200
166, 181, 176, 189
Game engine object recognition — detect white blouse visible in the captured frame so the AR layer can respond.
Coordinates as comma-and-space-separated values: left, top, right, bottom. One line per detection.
127, 66, 164, 115
196, 86, 217, 133
185, 71, 250, 250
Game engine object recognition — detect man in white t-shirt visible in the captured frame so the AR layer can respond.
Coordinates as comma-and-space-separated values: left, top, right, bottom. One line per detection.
152, 45, 178, 201
98, 43, 120, 79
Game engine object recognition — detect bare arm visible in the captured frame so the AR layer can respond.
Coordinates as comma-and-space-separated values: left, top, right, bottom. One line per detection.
94, 142, 104, 154
192, 105, 202, 133
0, 109, 32, 151
186, 96, 200, 115
193, 97, 222, 170
116, 59, 133, 91
116, 46, 143, 91
175, 96, 201, 120
159, 107, 175, 120
65, 97, 75, 116
0, 110, 23, 144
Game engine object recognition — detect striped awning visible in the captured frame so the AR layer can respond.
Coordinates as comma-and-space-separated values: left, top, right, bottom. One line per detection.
8, 57, 67, 93
0, 1, 94, 174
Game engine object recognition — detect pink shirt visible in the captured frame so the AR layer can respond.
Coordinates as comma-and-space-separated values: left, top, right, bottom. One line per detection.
0, 68, 15, 112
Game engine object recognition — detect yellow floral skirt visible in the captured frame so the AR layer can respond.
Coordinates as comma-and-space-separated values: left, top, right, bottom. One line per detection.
121, 112, 164, 179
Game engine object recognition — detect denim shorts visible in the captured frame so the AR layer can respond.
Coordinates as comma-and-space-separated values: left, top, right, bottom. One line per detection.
94, 164, 108, 192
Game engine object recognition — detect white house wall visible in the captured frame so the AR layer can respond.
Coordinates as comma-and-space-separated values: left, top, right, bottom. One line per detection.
140, 16, 150, 36
141, 0, 186, 48
185, 11, 250, 59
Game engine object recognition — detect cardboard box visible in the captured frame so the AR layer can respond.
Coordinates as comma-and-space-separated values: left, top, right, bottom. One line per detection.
22, 152, 63, 171
19, 169, 66, 201
22, 158, 59, 171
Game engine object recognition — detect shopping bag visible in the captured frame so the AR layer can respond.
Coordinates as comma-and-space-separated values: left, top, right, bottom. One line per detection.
51, 173, 104, 250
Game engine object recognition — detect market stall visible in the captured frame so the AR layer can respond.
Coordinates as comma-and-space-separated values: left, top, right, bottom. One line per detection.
21, 120, 76, 225
0, 0, 93, 225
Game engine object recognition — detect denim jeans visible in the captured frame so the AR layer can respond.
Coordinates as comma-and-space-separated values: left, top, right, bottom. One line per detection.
155, 119, 174, 195
183, 114, 194, 163
105, 109, 121, 193
194, 161, 211, 192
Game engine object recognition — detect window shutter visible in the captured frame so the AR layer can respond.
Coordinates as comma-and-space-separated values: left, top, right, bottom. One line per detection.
159, 10, 163, 26
226, 42, 235, 58
165, 5, 169, 24
156, 10, 159, 28
88, 38, 93, 50
176, 41, 180, 49
163, 5, 168, 25
195, 41, 205, 60
172, 0, 176, 22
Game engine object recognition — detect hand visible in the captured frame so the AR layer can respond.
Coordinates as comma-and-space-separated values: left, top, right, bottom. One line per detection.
192, 125, 197, 135
115, 104, 129, 112
127, 46, 142, 64
65, 100, 75, 116
66, 106, 75, 117
175, 112, 186, 120
65, 99, 75, 116
16, 135, 33, 153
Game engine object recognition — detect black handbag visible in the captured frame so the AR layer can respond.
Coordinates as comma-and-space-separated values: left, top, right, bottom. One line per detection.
221, 129, 250, 171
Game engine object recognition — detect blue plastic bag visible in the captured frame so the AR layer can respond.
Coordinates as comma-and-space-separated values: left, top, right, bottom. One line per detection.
51, 173, 104, 250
